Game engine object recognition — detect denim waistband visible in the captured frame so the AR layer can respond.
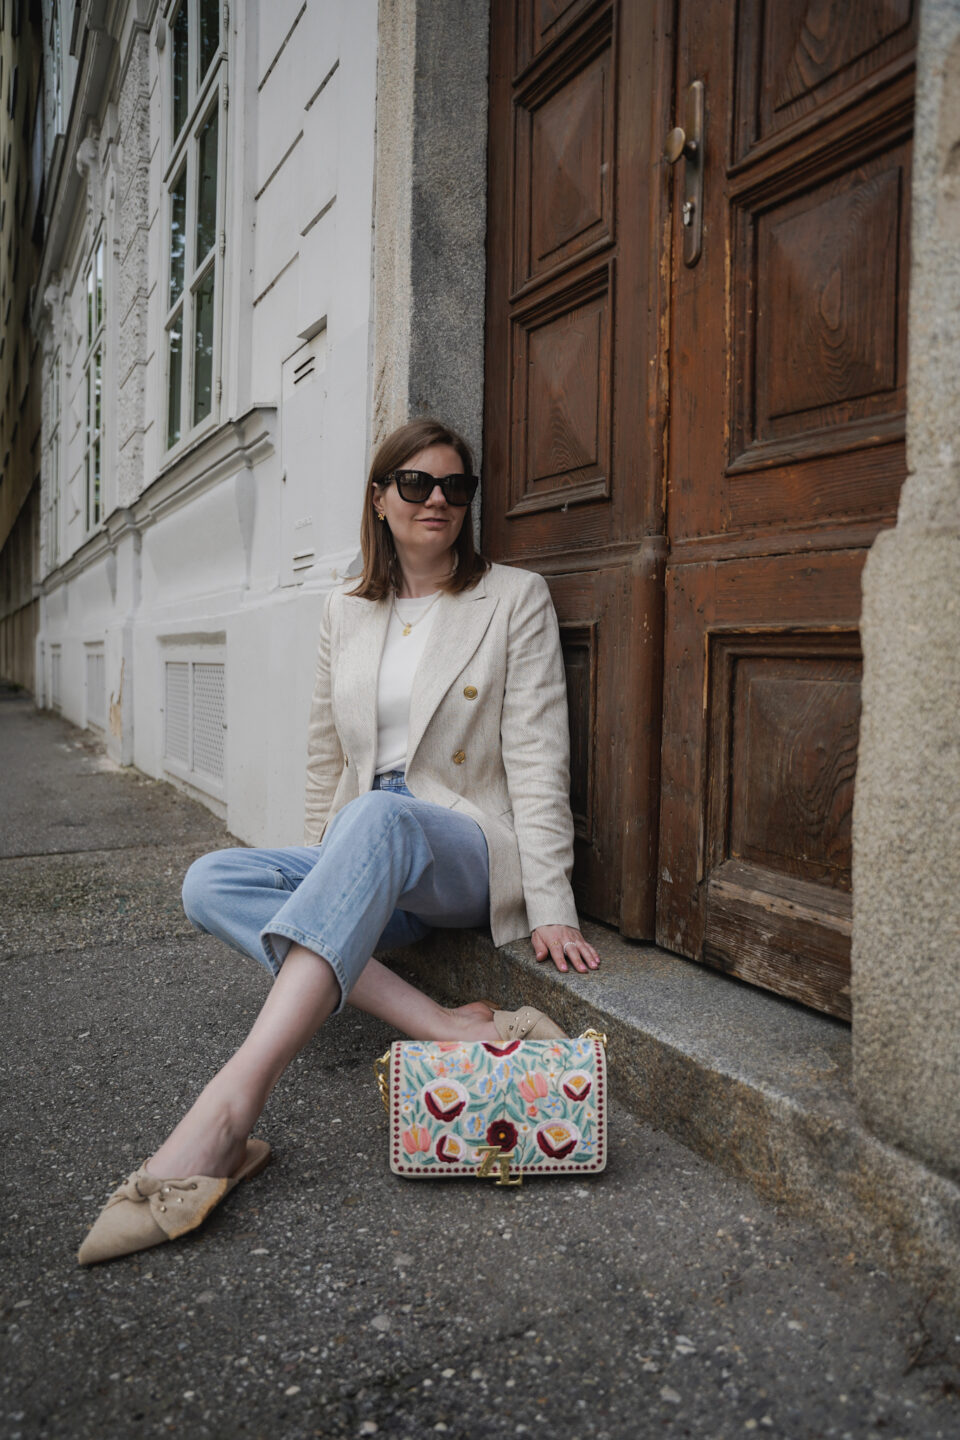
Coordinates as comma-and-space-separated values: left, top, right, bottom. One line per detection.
373, 770, 409, 794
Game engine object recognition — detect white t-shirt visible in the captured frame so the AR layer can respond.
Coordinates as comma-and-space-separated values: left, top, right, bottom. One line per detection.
375, 594, 441, 774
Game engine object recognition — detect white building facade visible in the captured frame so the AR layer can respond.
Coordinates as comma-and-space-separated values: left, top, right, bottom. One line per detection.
35, 0, 386, 844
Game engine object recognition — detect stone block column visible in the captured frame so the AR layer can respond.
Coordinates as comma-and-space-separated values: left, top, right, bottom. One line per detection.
371, 0, 490, 460
853, 0, 960, 1180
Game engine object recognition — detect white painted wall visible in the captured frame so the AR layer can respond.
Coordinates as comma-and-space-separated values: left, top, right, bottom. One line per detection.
37, 0, 379, 847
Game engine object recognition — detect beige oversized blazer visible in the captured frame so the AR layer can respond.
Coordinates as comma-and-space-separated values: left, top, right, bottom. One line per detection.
303, 561, 581, 946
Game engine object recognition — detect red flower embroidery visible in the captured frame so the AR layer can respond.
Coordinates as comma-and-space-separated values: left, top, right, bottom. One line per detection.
436, 1134, 465, 1163
486, 1119, 518, 1152
536, 1121, 578, 1160
481, 1041, 521, 1057
423, 1080, 467, 1122
561, 1072, 592, 1102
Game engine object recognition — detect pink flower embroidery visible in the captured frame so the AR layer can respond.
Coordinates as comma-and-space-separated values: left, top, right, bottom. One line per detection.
518, 1071, 549, 1105
401, 1125, 431, 1155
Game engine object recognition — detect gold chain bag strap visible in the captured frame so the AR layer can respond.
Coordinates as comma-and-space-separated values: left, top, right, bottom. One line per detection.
373, 1031, 608, 1186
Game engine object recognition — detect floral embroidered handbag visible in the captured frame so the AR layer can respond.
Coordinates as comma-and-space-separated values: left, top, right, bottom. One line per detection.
373, 1031, 608, 1185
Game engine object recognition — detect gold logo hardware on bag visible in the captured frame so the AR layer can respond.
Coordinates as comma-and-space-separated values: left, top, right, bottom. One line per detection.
374, 1030, 608, 1183
475, 1145, 522, 1186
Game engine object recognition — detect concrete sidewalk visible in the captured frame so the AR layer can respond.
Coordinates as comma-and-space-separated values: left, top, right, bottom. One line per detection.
1, 690, 959, 1440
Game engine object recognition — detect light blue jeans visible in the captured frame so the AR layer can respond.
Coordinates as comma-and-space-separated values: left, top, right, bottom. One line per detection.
181, 773, 490, 1014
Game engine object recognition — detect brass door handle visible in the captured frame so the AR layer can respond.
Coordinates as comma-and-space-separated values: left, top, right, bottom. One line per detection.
663, 127, 698, 165
664, 80, 704, 267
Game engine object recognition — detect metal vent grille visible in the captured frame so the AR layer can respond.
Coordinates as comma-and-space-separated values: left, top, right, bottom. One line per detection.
163, 657, 226, 794
51, 647, 61, 709
293, 353, 315, 384
86, 649, 106, 728
164, 662, 191, 766
192, 663, 226, 781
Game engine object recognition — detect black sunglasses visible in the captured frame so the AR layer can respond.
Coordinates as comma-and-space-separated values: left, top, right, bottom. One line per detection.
383, 470, 479, 507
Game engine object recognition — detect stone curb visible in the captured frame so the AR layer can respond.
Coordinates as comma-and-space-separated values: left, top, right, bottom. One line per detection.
387, 923, 960, 1309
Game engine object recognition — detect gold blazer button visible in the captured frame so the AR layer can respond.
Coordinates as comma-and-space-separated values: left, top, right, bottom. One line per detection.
463, 685, 478, 699
452, 749, 466, 765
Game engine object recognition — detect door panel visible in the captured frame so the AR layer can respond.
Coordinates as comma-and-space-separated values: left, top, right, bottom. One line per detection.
732, 0, 914, 162
484, 0, 671, 934
513, 29, 614, 288
658, 1, 915, 1018
508, 263, 614, 518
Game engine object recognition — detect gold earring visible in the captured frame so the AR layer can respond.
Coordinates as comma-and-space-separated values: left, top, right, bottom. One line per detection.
376, 511, 385, 522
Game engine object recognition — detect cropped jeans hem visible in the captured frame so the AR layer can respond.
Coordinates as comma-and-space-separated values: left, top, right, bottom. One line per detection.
181, 774, 490, 1017
260, 924, 349, 1001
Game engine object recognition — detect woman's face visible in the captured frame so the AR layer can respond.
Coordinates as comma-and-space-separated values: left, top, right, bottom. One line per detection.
373, 443, 469, 569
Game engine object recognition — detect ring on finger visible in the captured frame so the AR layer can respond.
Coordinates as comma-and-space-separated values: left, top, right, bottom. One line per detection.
562, 942, 577, 955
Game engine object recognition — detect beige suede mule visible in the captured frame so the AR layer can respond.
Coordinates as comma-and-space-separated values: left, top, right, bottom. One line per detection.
493, 1006, 567, 1041
77, 1137, 271, 1267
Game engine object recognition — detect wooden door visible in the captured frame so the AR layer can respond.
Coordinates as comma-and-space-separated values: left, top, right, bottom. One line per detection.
483, 0, 672, 933
657, 2, 917, 1018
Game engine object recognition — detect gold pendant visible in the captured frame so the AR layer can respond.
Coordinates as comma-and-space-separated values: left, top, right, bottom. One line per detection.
401, 624, 411, 637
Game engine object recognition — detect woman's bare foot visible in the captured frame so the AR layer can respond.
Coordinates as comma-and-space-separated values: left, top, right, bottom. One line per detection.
446, 1008, 500, 1043
451, 999, 496, 1020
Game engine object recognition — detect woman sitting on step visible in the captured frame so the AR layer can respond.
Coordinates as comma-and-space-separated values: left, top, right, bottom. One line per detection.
78, 416, 600, 1265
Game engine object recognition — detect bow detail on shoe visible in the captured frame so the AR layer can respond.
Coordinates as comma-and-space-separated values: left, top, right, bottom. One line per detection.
104, 1169, 231, 1240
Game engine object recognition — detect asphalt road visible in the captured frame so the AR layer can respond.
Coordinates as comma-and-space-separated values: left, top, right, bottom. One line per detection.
1, 689, 958, 1440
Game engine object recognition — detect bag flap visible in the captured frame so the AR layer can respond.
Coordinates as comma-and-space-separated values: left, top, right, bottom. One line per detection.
387, 1036, 607, 1179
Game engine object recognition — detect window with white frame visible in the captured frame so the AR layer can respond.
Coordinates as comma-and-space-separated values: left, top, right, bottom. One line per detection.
164, 0, 224, 449
84, 234, 104, 532
47, 346, 61, 567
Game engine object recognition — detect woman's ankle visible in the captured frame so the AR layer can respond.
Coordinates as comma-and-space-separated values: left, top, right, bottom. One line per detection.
446, 1009, 499, 1043
145, 1084, 254, 1179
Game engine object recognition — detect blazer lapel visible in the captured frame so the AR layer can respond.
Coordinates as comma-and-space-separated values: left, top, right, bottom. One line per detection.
337, 594, 391, 783
406, 579, 498, 767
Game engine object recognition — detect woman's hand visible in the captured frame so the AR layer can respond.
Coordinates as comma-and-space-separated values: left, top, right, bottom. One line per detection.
531, 925, 600, 974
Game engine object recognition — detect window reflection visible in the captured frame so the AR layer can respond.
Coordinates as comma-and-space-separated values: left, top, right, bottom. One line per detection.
172, 3, 188, 139
96, 240, 104, 330
167, 320, 183, 448
193, 269, 214, 426
196, 107, 218, 262
93, 424, 101, 524
169, 167, 186, 308
166, 2, 223, 446
83, 236, 105, 530
199, 0, 219, 82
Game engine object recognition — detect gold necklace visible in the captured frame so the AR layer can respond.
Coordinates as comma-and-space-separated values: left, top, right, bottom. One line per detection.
392, 591, 442, 637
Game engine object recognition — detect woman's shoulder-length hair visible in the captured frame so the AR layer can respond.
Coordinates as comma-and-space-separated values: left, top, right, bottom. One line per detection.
348, 417, 491, 601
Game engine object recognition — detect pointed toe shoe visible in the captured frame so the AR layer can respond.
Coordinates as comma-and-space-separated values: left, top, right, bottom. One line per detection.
77, 1137, 271, 1266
